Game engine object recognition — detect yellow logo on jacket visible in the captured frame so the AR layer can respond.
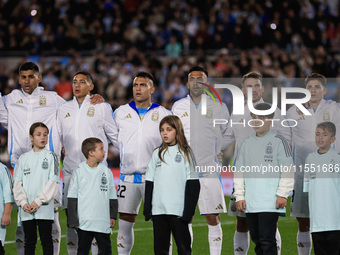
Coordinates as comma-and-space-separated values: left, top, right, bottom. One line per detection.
39, 96, 46, 106
151, 111, 159, 122
87, 107, 95, 117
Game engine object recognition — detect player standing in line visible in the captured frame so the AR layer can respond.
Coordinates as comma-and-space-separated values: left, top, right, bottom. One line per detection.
68, 138, 118, 254
234, 103, 294, 255
287, 73, 340, 255
303, 122, 340, 255
2, 62, 102, 255
56, 71, 117, 255
144, 115, 200, 254
113, 72, 171, 255
172, 66, 229, 255
223, 72, 291, 255
13, 122, 60, 254
3, 62, 64, 255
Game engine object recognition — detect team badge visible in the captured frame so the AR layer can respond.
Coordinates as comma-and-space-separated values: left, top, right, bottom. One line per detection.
42, 158, 48, 170
175, 153, 182, 163
151, 111, 159, 122
101, 173, 107, 185
323, 111, 330, 121
265, 142, 273, 154
87, 107, 95, 117
39, 96, 46, 106
206, 108, 213, 119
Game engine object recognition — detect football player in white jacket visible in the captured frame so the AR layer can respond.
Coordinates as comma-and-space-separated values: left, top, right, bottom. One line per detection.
172, 66, 230, 255
287, 73, 340, 255
57, 71, 117, 255
114, 72, 171, 255
3, 62, 64, 255
3, 62, 103, 255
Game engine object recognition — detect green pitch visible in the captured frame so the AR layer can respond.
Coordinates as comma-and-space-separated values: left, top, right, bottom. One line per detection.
4, 197, 301, 254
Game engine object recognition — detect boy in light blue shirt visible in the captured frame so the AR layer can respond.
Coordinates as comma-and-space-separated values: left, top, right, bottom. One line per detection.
234, 103, 294, 255
303, 122, 340, 255
68, 137, 118, 255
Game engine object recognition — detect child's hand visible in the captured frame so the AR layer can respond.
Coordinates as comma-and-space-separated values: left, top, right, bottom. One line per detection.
30, 202, 39, 213
236, 200, 246, 212
276, 197, 287, 209
110, 219, 116, 228
23, 204, 31, 213
1, 214, 11, 226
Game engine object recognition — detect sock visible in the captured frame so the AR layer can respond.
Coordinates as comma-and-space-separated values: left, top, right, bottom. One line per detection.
52, 211, 61, 255
169, 235, 172, 255
188, 223, 193, 248
66, 227, 78, 255
15, 226, 25, 255
117, 219, 135, 255
208, 223, 223, 255
276, 228, 281, 255
234, 231, 249, 255
91, 238, 98, 255
297, 231, 312, 255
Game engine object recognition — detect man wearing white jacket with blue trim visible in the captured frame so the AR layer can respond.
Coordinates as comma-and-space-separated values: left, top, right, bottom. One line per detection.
3, 62, 64, 255
113, 72, 171, 255
57, 71, 117, 255
172, 66, 230, 255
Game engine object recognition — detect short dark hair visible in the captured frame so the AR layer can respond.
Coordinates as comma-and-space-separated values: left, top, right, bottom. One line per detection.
317, 122, 336, 137
250, 103, 275, 119
135, 72, 154, 84
305, 73, 327, 88
74, 71, 94, 85
19, 62, 39, 74
242, 72, 262, 87
82, 137, 103, 159
188, 66, 208, 77
29, 122, 49, 136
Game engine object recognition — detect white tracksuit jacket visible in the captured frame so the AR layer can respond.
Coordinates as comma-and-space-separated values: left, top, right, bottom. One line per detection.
3, 87, 65, 166
172, 95, 230, 172
57, 95, 118, 176
113, 101, 171, 177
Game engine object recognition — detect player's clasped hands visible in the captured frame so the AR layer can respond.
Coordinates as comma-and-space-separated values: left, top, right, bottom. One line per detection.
22, 202, 40, 214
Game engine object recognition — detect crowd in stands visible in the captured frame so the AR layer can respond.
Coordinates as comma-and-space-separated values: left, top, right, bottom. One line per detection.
0, 0, 339, 167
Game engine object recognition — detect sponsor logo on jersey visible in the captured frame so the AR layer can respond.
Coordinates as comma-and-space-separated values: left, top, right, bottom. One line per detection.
323, 111, 330, 121
175, 153, 182, 163
238, 118, 244, 123
298, 115, 305, 120
23, 168, 31, 176
65, 113, 71, 118
42, 158, 48, 170
124, 113, 132, 119
39, 95, 46, 106
151, 111, 159, 122
205, 108, 213, 119
87, 106, 95, 117
16, 99, 23, 104
181, 112, 189, 118
156, 159, 162, 168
